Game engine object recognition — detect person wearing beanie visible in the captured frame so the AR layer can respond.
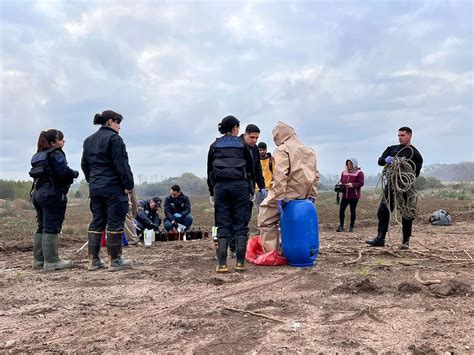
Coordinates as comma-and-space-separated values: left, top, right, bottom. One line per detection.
336, 158, 364, 233
81, 110, 134, 271
207, 115, 255, 273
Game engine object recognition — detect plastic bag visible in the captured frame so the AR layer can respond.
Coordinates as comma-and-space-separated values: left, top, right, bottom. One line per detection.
245, 236, 288, 266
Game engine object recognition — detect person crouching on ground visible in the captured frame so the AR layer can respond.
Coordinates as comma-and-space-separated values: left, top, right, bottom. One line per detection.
30, 129, 79, 271
257, 121, 319, 253
207, 116, 255, 273
81, 110, 134, 271
163, 185, 193, 232
135, 197, 162, 237
336, 158, 364, 233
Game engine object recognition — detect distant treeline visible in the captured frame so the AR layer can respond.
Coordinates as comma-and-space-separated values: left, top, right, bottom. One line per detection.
1, 172, 446, 201
423, 162, 474, 182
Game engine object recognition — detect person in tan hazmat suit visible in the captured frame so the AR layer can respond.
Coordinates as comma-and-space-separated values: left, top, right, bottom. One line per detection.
257, 121, 320, 252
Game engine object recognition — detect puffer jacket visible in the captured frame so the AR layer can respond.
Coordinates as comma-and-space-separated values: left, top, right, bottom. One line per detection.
339, 158, 364, 199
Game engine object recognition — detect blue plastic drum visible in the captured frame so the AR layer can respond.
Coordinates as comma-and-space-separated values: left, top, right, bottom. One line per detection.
280, 200, 319, 267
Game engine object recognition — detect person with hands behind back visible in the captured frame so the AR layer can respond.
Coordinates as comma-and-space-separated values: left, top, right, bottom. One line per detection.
81, 110, 134, 272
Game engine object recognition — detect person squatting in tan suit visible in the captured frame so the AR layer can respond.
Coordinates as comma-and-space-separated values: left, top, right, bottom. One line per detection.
257, 121, 320, 253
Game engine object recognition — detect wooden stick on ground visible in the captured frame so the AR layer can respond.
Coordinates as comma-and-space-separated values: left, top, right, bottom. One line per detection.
223, 307, 285, 323
463, 250, 473, 260
343, 250, 363, 265
414, 270, 441, 286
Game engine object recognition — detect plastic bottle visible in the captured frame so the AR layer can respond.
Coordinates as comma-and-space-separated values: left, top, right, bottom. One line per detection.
143, 229, 154, 246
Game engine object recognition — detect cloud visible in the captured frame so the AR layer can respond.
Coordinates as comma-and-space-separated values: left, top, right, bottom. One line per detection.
1, 0, 472, 181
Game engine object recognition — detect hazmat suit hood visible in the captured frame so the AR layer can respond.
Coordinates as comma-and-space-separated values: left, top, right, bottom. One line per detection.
272, 121, 297, 146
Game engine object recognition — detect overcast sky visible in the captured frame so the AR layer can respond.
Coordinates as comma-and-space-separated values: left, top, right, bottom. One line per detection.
1, 0, 473, 181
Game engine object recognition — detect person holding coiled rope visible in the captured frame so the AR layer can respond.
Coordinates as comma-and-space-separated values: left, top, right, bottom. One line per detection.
366, 127, 423, 249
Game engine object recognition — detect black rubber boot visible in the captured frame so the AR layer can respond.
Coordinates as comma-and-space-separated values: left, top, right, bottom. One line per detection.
235, 235, 248, 272
216, 238, 229, 273
88, 232, 105, 271
32, 233, 44, 269
107, 232, 133, 272
400, 233, 411, 250
365, 233, 386, 247
228, 236, 236, 258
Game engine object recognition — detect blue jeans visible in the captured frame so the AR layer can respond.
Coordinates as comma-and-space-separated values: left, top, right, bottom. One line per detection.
164, 214, 193, 231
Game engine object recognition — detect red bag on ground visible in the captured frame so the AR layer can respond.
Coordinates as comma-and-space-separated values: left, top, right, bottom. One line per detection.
246, 236, 288, 266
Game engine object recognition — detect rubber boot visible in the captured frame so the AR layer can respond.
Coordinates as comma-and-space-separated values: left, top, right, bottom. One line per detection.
42, 233, 72, 272
400, 233, 411, 250
235, 235, 248, 272
336, 225, 345, 232
32, 233, 44, 269
365, 232, 386, 247
88, 232, 105, 271
107, 232, 133, 272
216, 238, 229, 273
229, 236, 236, 258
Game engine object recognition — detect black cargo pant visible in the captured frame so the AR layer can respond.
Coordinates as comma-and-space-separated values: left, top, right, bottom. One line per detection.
32, 188, 67, 234
89, 194, 129, 233
377, 187, 413, 238
214, 180, 250, 244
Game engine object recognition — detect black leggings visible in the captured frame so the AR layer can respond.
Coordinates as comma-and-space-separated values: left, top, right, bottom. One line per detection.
339, 198, 359, 227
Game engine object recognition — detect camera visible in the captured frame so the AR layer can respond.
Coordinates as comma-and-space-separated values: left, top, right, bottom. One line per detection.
334, 183, 345, 193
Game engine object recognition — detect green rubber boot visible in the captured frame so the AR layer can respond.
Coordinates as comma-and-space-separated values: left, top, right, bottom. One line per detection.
88, 232, 105, 271
42, 233, 72, 272
107, 232, 133, 272
32, 233, 44, 269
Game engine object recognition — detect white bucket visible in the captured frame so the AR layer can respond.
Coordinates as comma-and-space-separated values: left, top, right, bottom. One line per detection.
143, 229, 154, 246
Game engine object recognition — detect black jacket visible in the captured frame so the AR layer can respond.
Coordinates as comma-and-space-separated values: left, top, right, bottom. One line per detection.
248, 144, 266, 193
164, 194, 191, 220
378, 144, 423, 177
81, 126, 134, 196
135, 199, 160, 228
238, 134, 265, 192
207, 135, 255, 196
30, 148, 78, 194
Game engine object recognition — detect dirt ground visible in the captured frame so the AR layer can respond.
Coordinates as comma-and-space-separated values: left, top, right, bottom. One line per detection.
0, 194, 473, 353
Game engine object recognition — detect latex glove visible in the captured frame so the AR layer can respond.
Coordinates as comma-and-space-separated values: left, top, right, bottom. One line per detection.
209, 196, 215, 205
385, 156, 394, 164
173, 213, 182, 220
277, 199, 289, 214
259, 188, 268, 199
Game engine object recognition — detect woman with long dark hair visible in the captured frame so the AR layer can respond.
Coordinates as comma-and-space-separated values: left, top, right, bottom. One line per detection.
81, 110, 134, 271
207, 116, 254, 273
29, 129, 79, 271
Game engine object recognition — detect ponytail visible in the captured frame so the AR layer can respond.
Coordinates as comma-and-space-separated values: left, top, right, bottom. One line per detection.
94, 110, 123, 126
218, 115, 240, 134
93, 113, 107, 125
37, 129, 64, 151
